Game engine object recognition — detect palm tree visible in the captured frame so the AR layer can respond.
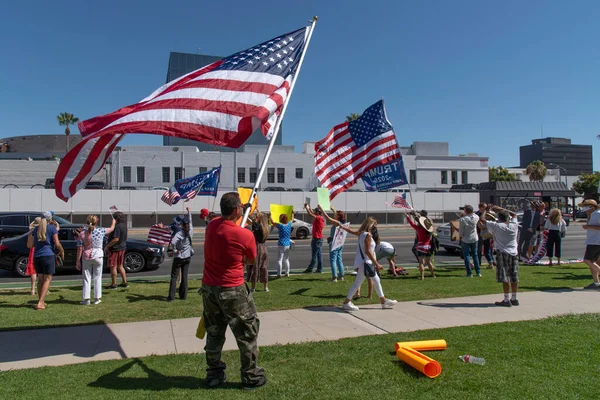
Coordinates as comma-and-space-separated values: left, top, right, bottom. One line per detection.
525, 160, 547, 182
346, 113, 361, 122
57, 112, 79, 153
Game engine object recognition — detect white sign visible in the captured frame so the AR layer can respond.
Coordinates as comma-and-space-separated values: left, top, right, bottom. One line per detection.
331, 223, 349, 251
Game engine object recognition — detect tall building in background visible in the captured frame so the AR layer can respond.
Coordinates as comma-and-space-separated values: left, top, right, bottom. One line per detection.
520, 137, 593, 175
163, 52, 282, 151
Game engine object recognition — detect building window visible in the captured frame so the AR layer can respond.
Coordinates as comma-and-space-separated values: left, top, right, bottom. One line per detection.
451, 170, 458, 185
174, 167, 183, 181
250, 167, 257, 183
136, 166, 145, 183
441, 170, 448, 185
199, 167, 207, 174
462, 171, 468, 184
409, 170, 417, 184
267, 168, 275, 183
238, 167, 246, 184
162, 167, 170, 183
295, 168, 303, 179
123, 167, 131, 183
277, 168, 285, 183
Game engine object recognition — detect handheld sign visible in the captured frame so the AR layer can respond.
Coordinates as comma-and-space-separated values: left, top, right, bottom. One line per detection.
317, 187, 331, 210
270, 204, 293, 225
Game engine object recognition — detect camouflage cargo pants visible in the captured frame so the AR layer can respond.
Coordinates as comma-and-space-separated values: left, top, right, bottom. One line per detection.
200, 283, 265, 385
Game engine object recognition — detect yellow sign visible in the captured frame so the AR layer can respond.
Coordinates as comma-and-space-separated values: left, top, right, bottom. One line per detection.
270, 204, 293, 225
236, 188, 259, 226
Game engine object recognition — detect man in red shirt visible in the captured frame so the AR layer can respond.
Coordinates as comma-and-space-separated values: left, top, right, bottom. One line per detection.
201, 192, 266, 390
303, 203, 325, 273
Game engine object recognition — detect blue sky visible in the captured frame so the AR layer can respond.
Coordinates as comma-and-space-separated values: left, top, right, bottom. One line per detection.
1, 0, 599, 169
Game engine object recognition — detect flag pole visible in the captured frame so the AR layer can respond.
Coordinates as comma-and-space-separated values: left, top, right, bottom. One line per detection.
240, 16, 318, 226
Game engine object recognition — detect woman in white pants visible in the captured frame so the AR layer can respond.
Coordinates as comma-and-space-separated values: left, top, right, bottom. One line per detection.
270, 213, 293, 277
339, 217, 397, 311
76, 215, 116, 305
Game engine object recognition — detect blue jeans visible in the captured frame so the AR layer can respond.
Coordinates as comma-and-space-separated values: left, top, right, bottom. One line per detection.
461, 241, 480, 275
329, 244, 344, 278
308, 238, 323, 272
478, 238, 493, 264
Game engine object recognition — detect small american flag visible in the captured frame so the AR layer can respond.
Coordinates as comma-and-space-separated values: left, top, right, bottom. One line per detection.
315, 100, 401, 198
54, 26, 310, 202
390, 193, 411, 209
147, 225, 172, 246
161, 188, 181, 206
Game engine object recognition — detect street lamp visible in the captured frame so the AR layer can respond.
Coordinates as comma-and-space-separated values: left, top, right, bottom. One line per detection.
547, 163, 567, 187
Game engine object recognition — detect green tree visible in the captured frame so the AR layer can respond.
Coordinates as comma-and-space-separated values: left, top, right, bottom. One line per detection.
573, 172, 600, 201
346, 113, 361, 122
525, 160, 547, 182
57, 112, 79, 153
489, 166, 515, 182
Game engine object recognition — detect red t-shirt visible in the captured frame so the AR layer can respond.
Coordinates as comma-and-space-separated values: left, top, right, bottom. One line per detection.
312, 215, 325, 239
203, 218, 257, 287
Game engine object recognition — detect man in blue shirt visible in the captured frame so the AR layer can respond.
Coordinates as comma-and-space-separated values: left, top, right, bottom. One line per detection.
581, 199, 600, 290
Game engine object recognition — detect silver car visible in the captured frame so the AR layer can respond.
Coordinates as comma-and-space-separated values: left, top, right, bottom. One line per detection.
268, 218, 312, 240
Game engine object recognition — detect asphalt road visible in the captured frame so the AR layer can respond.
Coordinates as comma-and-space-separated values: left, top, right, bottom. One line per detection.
0, 225, 589, 284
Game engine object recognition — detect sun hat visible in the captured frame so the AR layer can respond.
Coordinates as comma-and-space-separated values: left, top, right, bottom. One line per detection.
42, 211, 52, 220
173, 214, 185, 224
418, 216, 434, 233
578, 199, 598, 210
484, 211, 498, 221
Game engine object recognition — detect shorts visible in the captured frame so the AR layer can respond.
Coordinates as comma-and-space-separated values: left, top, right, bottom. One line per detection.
495, 251, 519, 283
529, 232, 539, 246
34, 255, 56, 275
416, 251, 432, 258
584, 245, 600, 262
109, 250, 125, 267
376, 248, 395, 261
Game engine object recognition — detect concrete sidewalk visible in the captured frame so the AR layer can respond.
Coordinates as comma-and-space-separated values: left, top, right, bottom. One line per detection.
1, 288, 599, 371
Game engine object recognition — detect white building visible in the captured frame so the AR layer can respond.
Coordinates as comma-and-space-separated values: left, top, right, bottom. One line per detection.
108, 141, 490, 191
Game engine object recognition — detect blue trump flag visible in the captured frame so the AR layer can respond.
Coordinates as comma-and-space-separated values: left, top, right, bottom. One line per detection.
171, 166, 221, 203
361, 158, 408, 191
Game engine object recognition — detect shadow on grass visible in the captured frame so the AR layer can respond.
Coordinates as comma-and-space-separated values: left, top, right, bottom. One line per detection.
126, 294, 168, 303
89, 359, 239, 391
393, 359, 428, 379
52, 295, 82, 306
290, 288, 310, 296
519, 286, 575, 292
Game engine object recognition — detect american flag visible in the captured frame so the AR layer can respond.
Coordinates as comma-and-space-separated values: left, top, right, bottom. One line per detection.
147, 225, 172, 246
390, 193, 412, 209
54, 26, 309, 202
161, 188, 181, 206
314, 100, 401, 198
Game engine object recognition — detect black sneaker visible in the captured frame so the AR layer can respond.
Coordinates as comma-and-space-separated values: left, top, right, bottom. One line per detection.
303, 268, 313, 274
242, 376, 267, 391
495, 300, 512, 307
583, 283, 600, 290
107, 284, 118, 290
510, 299, 520, 306
207, 372, 227, 388
119, 283, 129, 288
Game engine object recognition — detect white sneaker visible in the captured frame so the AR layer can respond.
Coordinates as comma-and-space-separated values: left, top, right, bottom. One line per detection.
93, 299, 102, 305
382, 299, 396, 309
80, 299, 90, 305
342, 302, 359, 311
330, 278, 338, 282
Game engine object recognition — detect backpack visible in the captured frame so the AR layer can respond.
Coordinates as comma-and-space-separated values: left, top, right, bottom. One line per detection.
431, 235, 440, 254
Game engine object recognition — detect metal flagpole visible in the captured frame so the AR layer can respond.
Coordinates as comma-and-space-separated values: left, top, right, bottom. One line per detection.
240, 16, 318, 226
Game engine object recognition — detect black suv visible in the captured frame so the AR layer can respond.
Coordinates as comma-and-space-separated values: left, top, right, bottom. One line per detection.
0, 213, 72, 241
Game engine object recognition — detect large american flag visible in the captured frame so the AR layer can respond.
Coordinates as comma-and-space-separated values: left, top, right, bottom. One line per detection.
54, 26, 309, 201
314, 100, 401, 198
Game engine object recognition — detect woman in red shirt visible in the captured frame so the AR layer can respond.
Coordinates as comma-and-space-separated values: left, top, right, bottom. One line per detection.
407, 211, 436, 280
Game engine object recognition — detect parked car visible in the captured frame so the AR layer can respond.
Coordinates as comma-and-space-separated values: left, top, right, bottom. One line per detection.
44, 178, 55, 189
45, 179, 105, 190
0, 212, 72, 241
119, 186, 137, 190
0, 226, 164, 277
262, 187, 286, 192
266, 218, 312, 240
286, 188, 304, 192
151, 186, 170, 191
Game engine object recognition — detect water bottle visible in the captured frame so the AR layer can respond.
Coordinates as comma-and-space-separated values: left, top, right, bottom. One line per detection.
459, 354, 486, 365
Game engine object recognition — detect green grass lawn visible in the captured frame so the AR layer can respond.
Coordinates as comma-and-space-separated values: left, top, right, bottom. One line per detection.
1, 313, 598, 400
0, 263, 593, 331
